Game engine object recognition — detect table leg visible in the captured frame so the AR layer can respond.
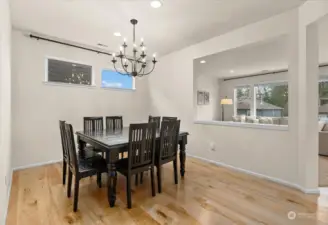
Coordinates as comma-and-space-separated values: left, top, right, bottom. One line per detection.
179, 136, 187, 177
107, 151, 117, 207
77, 136, 86, 159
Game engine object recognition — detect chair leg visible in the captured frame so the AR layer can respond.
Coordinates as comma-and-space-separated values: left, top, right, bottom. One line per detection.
173, 159, 178, 185
97, 172, 102, 188
126, 174, 132, 209
135, 174, 139, 186
157, 166, 162, 193
62, 160, 67, 185
73, 176, 80, 212
150, 167, 156, 197
140, 172, 144, 184
67, 170, 72, 198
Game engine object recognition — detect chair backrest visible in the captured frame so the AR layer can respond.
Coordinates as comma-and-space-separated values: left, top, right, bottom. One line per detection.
59, 120, 68, 160
128, 122, 156, 169
65, 123, 79, 173
148, 115, 161, 129
106, 116, 123, 131
84, 117, 103, 131
162, 116, 178, 122
158, 120, 180, 160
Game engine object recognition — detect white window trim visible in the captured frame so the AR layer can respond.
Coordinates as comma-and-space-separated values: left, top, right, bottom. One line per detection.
234, 82, 288, 117
44, 56, 96, 87
100, 67, 136, 91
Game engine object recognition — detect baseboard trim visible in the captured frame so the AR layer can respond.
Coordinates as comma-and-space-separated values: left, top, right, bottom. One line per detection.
13, 159, 62, 171
187, 154, 319, 194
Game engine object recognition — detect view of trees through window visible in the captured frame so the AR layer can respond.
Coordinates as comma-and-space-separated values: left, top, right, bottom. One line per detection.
236, 86, 251, 116
256, 83, 288, 117
235, 83, 288, 117
319, 81, 328, 120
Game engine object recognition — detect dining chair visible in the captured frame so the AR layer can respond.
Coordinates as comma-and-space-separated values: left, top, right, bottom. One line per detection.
148, 115, 161, 129
115, 122, 157, 208
155, 120, 180, 193
84, 117, 104, 156
59, 121, 104, 185
106, 116, 123, 131
162, 116, 178, 122
84, 117, 103, 131
65, 123, 108, 212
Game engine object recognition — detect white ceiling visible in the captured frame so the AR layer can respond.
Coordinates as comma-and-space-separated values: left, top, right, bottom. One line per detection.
194, 35, 289, 78
10, 0, 306, 56
193, 15, 328, 79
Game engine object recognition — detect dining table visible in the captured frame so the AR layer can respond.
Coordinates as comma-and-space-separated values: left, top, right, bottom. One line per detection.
76, 127, 189, 207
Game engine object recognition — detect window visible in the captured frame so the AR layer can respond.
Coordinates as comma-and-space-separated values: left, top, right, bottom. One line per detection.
101, 69, 134, 90
235, 86, 251, 116
46, 58, 92, 85
255, 83, 288, 118
319, 81, 328, 119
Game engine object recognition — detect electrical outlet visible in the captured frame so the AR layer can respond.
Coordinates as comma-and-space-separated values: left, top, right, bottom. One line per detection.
210, 142, 216, 151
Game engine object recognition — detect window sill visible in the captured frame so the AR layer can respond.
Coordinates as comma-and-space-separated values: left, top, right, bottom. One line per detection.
194, 120, 289, 131
43, 81, 96, 89
101, 87, 136, 92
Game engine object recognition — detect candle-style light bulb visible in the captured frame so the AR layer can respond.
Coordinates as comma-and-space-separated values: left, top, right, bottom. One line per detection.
153, 53, 156, 58
119, 46, 123, 52
113, 53, 116, 58
141, 37, 144, 42
123, 38, 127, 42
142, 46, 146, 51
142, 58, 146, 62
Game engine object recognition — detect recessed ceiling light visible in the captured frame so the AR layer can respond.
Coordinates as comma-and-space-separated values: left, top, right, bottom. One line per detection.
230, 70, 234, 73
200, 60, 206, 64
150, 0, 162, 8
114, 32, 121, 37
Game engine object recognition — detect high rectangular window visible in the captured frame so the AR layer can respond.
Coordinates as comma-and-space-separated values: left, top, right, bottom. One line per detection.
46, 58, 93, 85
101, 69, 134, 90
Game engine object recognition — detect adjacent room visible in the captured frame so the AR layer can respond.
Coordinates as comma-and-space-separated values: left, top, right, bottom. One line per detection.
2, 0, 328, 224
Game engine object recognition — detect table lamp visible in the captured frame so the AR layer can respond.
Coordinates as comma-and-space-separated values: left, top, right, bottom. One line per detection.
220, 96, 233, 121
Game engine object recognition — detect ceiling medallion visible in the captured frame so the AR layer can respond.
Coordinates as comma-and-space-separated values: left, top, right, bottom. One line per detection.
111, 19, 157, 77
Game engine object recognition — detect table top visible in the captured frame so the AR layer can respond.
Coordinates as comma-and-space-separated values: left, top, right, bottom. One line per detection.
76, 127, 188, 148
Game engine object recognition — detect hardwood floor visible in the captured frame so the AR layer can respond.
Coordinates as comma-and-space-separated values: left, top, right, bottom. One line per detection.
6, 157, 328, 225
319, 156, 328, 187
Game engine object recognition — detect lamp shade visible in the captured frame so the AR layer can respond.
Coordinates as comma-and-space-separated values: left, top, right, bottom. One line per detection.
220, 97, 233, 105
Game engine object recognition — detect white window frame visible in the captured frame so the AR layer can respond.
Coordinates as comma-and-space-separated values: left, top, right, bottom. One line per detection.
100, 67, 136, 91
234, 85, 252, 117
234, 81, 288, 118
44, 56, 96, 88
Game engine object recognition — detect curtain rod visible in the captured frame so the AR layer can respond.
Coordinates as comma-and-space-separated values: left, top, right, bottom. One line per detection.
223, 63, 328, 81
29, 34, 113, 57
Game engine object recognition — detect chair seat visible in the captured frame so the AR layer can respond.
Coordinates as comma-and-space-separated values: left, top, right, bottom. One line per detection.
116, 158, 151, 176
79, 156, 107, 176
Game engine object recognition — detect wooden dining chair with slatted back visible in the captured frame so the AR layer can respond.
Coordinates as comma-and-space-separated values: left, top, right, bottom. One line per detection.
106, 116, 123, 131
59, 121, 102, 185
148, 115, 161, 130
83, 117, 104, 156
106, 116, 124, 158
155, 120, 180, 193
162, 116, 178, 122
115, 122, 157, 208
65, 123, 107, 212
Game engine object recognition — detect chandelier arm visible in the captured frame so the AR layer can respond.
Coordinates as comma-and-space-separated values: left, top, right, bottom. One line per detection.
114, 60, 130, 76
141, 63, 156, 76
119, 57, 132, 75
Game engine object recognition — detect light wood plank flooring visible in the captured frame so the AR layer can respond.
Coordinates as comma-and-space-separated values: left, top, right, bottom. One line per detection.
6, 157, 328, 225
319, 156, 328, 187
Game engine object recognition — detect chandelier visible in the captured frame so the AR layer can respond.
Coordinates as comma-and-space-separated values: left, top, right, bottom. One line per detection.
111, 19, 157, 77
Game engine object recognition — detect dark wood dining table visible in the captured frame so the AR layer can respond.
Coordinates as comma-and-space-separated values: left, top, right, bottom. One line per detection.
76, 128, 189, 207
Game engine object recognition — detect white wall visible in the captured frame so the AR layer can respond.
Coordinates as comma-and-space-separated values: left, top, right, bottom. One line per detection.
149, 9, 299, 186
0, 0, 12, 223
11, 30, 151, 168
